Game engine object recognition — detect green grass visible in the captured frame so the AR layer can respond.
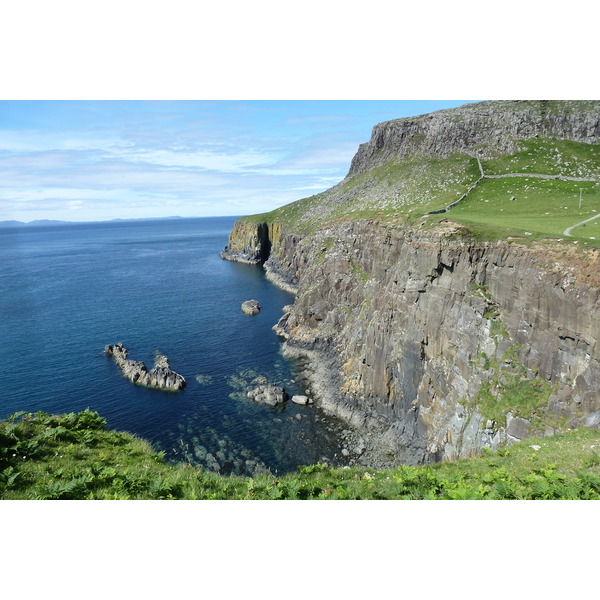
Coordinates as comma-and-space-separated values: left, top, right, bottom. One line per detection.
435, 177, 600, 247
237, 132, 600, 250
238, 153, 481, 233
482, 138, 600, 179
2, 410, 600, 500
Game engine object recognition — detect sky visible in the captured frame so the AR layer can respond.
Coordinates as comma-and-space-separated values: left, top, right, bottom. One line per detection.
0, 100, 478, 222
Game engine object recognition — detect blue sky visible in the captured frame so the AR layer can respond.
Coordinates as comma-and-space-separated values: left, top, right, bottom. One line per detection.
0, 100, 477, 222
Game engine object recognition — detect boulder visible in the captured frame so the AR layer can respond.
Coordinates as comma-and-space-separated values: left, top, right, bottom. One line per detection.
291, 395, 313, 405
241, 300, 261, 315
247, 384, 288, 406
506, 414, 530, 440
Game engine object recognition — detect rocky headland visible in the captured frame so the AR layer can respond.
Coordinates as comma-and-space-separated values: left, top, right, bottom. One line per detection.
221, 100, 600, 469
105, 342, 186, 391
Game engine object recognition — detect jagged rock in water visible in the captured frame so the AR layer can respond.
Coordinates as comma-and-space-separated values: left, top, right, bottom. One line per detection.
241, 299, 260, 315
246, 384, 288, 406
105, 342, 186, 391
291, 395, 313, 405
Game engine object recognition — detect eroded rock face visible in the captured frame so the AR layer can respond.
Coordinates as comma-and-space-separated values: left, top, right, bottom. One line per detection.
105, 342, 186, 391
227, 217, 600, 468
220, 221, 271, 264
348, 100, 600, 176
272, 221, 600, 466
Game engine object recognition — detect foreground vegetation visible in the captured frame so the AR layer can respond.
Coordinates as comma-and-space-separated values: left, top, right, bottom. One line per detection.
2, 410, 600, 499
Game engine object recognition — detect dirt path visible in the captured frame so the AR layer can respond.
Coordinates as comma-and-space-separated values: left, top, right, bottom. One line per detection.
563, 212, 600, 237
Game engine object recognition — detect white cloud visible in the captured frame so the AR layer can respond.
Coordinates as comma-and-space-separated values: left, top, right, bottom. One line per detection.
0, 101, 418, 221
116, 147, 283, 172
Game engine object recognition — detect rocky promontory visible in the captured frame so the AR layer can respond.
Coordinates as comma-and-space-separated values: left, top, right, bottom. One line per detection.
105, 343, 186, 391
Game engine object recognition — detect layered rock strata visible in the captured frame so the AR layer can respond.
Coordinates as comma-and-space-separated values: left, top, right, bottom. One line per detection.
348, 100, 600, 175
248, 220, 600, 467
105, 342, 186, 391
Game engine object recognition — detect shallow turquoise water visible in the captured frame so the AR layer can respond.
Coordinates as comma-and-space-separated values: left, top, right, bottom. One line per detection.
0, 217, 344, 475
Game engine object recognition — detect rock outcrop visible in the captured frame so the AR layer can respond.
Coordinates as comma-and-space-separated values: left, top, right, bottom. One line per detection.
241, 300, 260, 315
105, 343, 186, 391
220, 221, 271, 264
247, 384, 288, 406
348, 100, 600, 176
291, 395, 313, 405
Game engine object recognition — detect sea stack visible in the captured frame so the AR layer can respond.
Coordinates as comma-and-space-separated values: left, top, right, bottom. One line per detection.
241, 300, 260, 315
105, 342, 186, 391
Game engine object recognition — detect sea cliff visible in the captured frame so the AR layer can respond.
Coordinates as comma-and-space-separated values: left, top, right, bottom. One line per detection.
221, 100, 600, 468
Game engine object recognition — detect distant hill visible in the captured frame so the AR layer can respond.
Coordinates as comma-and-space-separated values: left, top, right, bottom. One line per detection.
0, 219, 71, 228
0, 216, 187, 228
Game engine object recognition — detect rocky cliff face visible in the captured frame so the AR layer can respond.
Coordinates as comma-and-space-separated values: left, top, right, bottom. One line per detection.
270, 222, 600, 466
221, 100, 600, 468
348, 100, 600, 176
220, 221, 271, 264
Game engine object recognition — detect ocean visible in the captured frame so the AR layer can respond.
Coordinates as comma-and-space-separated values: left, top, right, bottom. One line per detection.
0, 217, 345, 476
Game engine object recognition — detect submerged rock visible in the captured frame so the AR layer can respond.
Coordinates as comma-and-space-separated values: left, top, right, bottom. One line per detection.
241, 299, 261, 315
246, 384, 288, 406
105, 342, 186, 391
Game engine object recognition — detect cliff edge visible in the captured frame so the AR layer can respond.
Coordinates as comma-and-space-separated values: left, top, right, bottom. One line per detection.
221, 100, 600, 468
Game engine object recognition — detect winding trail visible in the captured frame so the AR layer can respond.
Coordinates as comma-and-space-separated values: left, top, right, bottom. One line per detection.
563, 212, 600, 237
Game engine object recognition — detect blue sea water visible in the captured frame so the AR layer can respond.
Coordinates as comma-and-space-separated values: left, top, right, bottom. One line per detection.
0, 217, 345, 475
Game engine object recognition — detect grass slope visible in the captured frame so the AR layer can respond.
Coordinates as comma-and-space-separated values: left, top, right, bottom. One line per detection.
241, 136, 600, 249
2, 410, 600, 500
240, 153, 481, 233
435, 177, 600, 247
482, 138, 600, 179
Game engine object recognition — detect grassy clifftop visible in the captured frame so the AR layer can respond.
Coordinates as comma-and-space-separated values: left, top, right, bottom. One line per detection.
240, 101, 600, 248
2, 410, 600, 499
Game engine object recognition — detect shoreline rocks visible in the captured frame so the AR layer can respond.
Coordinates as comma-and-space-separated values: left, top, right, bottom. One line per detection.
105, 342, 186, 391
291, 395, 313, 405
